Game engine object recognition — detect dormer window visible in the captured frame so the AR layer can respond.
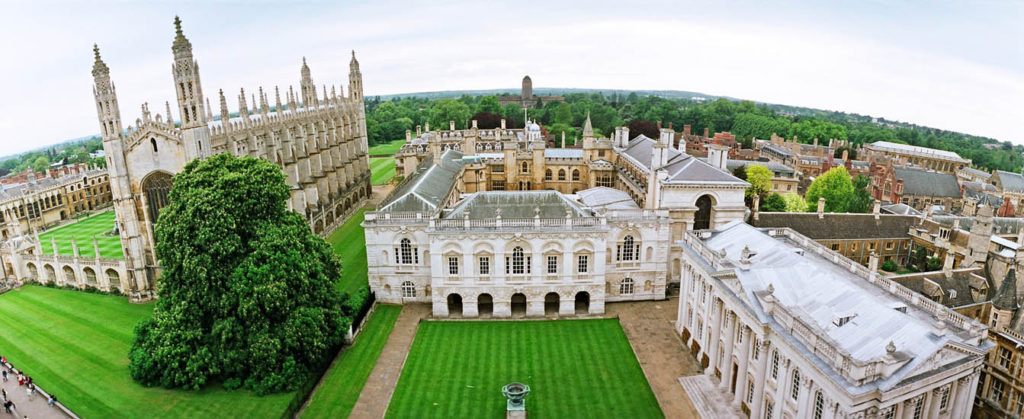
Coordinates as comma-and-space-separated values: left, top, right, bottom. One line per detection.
939, 228, 950, 240
833, 314, 856, 327
893, 305, 907, 314
949, 289, 957, 299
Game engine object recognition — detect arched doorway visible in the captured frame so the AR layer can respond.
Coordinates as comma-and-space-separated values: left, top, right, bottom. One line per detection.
26, 263, 38, 280
106, 269, 121, 291
44, 265, 55, 283
83, 267, 97, 286
694, 195, 714, 230
478, 293, 493, 317
447, 293, 463, 317
142, 171, 173, 225
544, 292, 560, 315
511, 293, 527, 317
63, 266, 76, 286
575, 292, 590, 314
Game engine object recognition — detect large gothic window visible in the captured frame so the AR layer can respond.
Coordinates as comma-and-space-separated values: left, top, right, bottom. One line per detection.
694, 195, 714, 230
143, 172, 173, 224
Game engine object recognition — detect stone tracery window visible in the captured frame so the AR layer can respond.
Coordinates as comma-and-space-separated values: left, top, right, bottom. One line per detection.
572, 169, 580, 182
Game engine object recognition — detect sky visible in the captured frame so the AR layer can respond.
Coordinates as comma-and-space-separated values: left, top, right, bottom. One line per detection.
0, 0, 1022, 156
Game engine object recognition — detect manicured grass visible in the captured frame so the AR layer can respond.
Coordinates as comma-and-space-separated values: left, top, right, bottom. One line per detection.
0, 285, 293, 418
37, 210, 124, 259
387, 319, 663, 419
368, 139, 406, 156
371, 157, 396, 185
896, 269, 914, 274
302, 305, 403, 418
326, 208, 370, 296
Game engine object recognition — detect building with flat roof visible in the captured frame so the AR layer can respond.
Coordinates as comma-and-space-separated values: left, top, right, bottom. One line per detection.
864, 141, 970, 174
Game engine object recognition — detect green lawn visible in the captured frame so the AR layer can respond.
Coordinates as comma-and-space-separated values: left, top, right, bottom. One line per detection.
368, 139, 406, 156
37, 210, 124, 259
326, 208, 370, 296
387, 320, 663, 419
302, 305, 403, 418
0, 285, 293, 418
371, 157, 396, 185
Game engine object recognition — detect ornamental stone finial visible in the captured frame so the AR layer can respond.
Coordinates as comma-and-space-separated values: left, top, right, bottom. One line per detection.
766, 283, 774, 294
886, 341, 896, 354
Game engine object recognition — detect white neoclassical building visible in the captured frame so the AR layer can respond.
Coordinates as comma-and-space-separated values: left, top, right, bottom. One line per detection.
364, 186, 671, 317
677, 221, 991, 418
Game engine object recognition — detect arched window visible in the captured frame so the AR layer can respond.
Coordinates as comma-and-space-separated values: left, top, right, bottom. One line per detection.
558, 169, 566, 181
791, 370, 801, 400
143, 172, 173, 225
396, 238, 418, 265
620, 278, 634, 295
617, 235, 639, 261
813, 391, 824, 419
401, 281, 415, 298
509, 246, 526, 275
771, 350, 780, 380
522, 162, 529, 173
151, 138, 158, 153
545, 169, 552, 181
572, 169, 580, 182
694, 195, 714, 230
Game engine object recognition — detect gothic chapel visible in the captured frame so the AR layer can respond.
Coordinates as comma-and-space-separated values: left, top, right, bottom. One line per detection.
92, 16, 371, 301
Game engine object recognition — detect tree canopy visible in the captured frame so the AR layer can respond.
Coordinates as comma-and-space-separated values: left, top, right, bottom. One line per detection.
805, 166, 855, 213
761, 193, 786, 212
744, 165, 773, 201
128, 154, 350, 395
780, 192, 808, 213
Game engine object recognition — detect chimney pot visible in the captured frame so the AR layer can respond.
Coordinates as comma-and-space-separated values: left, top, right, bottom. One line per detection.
817, 197, 826, 218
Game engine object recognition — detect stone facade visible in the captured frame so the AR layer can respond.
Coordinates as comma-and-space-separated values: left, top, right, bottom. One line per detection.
89, 17, 370, 301
0, 165, 111, 240
677, 222, 989, 419
495, 76, 564, 109
864, 141, 970, 175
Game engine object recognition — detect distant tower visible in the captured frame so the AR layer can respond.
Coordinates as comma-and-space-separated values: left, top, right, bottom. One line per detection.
521, 75, 533, 104
91, 44, 152, 300
170, 16, 211, 160
348, 51, 363, 102
963, 205, 994, 267
300, 57, 318, 107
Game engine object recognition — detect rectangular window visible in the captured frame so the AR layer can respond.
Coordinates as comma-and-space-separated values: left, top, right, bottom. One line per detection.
993, 379, 1005, 402
491, 180, 505, 190
941, 388, 950, 412
448, 257, 459, 276
577, 255, 589, 274
764, 400, 773, 419
869, 243, 877, 251
547, 255, 558, 274
831, 243, 840, 251
885, 242, 894, 250
747, 379, 754, 404
478, 256, 490, 275
999, 347, 1012, 369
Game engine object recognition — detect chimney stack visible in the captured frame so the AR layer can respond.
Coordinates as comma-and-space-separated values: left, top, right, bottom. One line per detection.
406, 130, 412, 142
869, 252, 879, 271
471, 119, 478, 129
873, 200, 881, 220
704, 127, 709, 138
501, 119, 506, 129
449, 120, 455, 131
813, 138, 819, 147
416, 125, 421, 137
707, 144, 729, 172
817, 198, 826, 218
684, 124, 691, 136
842, 149, 849, 161
942, 253, 955, 274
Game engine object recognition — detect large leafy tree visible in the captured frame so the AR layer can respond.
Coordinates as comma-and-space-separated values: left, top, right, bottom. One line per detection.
128, 154, 349, 395
475, 95, 503, 115
780, 192, 808, 212
805, 166, 855, 212
428, 99, 472, 130
847, 174, 873, 213
744, 165, 773, 201
761, 193, 786, 212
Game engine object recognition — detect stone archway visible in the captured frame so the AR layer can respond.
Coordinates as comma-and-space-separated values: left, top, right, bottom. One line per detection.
83, 267, 97, 287
63, 266, 77, 286
106, 269, 121, 291
575, 292, 590, 314
25, 263, 38, 281
544, 292, 560, 315
478, 293, 493, 317
447, 293, 463, 317
44, 265, 56, 284
694, 195, 715, 230
511, 293, 527, 317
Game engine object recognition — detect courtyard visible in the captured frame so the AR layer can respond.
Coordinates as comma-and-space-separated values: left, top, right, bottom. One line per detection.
325, 207, 371, 296
0, 285, 294, 418
385, 319, 663, 418
370, 157, 396, 185
36, 210, 123, 259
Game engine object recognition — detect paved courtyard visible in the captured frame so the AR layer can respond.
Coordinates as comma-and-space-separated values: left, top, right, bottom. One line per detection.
606, 296, 704, 419
0, 366, 70, 419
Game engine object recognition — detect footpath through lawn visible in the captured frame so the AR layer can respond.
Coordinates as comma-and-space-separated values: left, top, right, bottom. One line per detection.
0, 286, 293, 418
386, 319, 663, 419
370, 158, 396, 185
37, 210, 123, 259
302, 305, 402, 418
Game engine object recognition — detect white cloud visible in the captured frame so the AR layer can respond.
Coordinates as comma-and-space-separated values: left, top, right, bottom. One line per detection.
0, 1, 1021, 157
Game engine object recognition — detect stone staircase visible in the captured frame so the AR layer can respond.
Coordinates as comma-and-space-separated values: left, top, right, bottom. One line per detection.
679, 375, 743, 418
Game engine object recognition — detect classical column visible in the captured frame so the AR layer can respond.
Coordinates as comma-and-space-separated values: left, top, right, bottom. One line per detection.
719, 311, 737, 391
733, 326, 752, 405
706, 299, 724, 377
926, 387, 943, 419
959, 373, 980, 418
950, 377, 968, 418
772, 358, 790, 419
900, 396, 919, 419
750, 339, 771, 417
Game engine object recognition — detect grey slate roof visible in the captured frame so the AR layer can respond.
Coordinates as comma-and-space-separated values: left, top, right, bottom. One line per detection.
716, 159, 795, 177
622, 135, 747, 185
751, 213, 918, 240
997, 171, 1024, 192
961, 167, 991, 179
932, 216, 1024, 236
891, 268, 991, 309
761, 143, 793, 158
963, 188, 1002, 208
445, 191, 589, 219
544, 148, 584, 159
993, 268, 1019, 311
378, 149, 463, 213
892, 168, 961, 198
962, 181, 999, 193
